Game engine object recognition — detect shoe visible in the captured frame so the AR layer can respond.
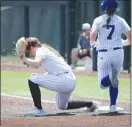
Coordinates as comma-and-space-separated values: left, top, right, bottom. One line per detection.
89, 100, 100, 112
83, 100, 100, 112
24, 107, 45, 117
109, 105, 117, 113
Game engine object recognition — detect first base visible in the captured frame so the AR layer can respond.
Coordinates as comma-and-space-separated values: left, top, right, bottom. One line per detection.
95, 106, 125, 114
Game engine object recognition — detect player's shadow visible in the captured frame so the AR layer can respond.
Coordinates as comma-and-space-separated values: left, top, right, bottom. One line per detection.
44, 112, 76, 117
91, 112, 131, 116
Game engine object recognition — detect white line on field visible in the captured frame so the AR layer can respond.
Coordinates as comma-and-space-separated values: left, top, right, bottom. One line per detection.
1, 93, 56, 104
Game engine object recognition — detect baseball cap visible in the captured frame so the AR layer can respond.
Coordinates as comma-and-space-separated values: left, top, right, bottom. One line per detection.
82, 23, 91, 30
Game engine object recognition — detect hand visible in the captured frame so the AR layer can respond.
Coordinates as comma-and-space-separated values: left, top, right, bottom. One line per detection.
20, 54, 25, 60
82, 49, 88, 55
79, 49, 83, 56
19, 50, 25, 60
122, 39, 130, 46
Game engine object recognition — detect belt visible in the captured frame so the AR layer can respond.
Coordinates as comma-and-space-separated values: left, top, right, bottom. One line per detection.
98, 47, 122, 52
56, 72, 68, 76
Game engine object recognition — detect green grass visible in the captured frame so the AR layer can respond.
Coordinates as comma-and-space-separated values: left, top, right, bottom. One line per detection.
1, 71, 130, 103
75, 75, 130, 103
1, 71, 54, 96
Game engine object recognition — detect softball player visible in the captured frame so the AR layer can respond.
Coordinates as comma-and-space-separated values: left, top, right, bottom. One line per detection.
90, 0, 131, 112
19, 37, 97, 117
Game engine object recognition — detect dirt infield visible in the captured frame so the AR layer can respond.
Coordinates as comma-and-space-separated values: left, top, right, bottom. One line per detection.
1, 95, 131, 126
1, 60, 131, 126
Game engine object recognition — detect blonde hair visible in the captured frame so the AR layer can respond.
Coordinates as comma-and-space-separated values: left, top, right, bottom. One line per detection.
42, 44, 63, 59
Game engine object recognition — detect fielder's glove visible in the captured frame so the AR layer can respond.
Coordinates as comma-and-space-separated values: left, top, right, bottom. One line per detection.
16, 37, 27, 57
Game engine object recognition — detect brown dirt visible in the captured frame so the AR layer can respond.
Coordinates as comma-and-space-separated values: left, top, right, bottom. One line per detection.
1, 60, 131, 126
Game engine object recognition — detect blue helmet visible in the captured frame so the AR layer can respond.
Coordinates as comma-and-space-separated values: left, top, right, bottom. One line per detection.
101, 0, 118, 11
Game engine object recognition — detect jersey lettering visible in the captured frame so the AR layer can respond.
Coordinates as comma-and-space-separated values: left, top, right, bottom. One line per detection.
106, 25, 115, 40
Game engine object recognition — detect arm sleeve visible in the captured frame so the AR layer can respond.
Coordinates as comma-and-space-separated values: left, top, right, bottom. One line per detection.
122, 19, 131, 34
92, 18, 100, 30
77, 35, 82, 49
35, 48, 45, 60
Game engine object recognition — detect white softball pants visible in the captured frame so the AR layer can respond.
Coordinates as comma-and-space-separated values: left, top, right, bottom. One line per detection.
97, 49, 124, 88
29, 71, 76, 110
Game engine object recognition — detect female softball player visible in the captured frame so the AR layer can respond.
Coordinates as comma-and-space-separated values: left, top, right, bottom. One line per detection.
18, 37, 97, 117
90, 0, 131, 112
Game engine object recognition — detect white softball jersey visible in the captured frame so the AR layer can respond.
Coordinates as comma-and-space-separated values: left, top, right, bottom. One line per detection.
29, 46, 76, 109
92, 14, 131, 88
92, 14, 131, 50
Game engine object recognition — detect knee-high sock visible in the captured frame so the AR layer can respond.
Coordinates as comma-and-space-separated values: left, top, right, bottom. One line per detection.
28, 80, 42, 109
101, 75, 118, 106
67, 101, 93, 109
101, 75, 111, 87
109, 85, 118, 106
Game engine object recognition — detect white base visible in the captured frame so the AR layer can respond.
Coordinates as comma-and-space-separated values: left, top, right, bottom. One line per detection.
95, 106, 124, 114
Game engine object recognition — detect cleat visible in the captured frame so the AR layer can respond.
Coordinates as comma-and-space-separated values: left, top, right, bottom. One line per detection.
24, 107, 45, 117
89, 100, 100, 112
83, 100, 100, 112
109, 105, 117, 113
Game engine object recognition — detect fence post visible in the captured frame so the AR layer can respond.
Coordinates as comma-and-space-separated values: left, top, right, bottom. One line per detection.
60, 4, 66, 58
67, 1, 76, 65
24, 6, 29, 38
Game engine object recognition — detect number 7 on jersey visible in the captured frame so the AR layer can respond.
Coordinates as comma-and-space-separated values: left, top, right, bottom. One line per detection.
106, 25, 115, 40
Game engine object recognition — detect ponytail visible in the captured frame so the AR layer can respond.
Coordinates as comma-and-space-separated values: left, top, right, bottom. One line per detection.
42, 44, 64, 59
102, 9, 116, 28
102, 17, 111, 28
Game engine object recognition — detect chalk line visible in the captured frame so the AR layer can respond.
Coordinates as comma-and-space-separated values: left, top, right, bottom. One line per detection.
1, 93, 56, 104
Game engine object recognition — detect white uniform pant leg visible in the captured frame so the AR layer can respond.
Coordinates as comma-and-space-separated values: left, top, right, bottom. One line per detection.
29, 72, 76, 110
28, 73, 75, 93
111, 49, 124, 85
56, 92, 72, 110
97, 52, 112, 89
